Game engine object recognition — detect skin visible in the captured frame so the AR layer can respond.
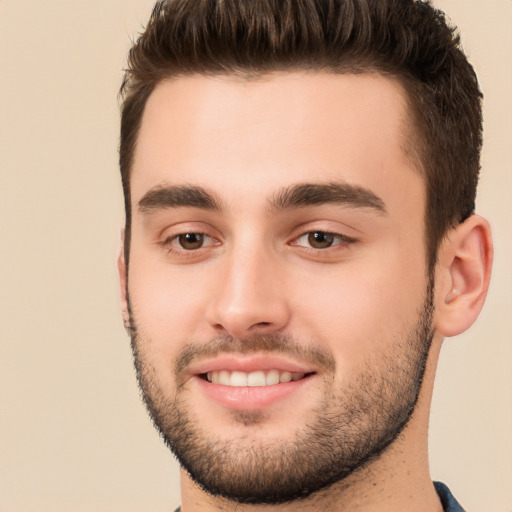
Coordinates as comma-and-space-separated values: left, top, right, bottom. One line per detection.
118, 72, 492, 511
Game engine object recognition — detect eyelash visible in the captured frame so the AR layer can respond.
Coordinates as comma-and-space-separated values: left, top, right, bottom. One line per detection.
291, 230, 356, 251
161, 232, 218, 255
160, 228, 356, 260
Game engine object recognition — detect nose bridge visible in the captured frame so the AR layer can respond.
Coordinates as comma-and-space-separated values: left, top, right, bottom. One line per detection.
208, 235, 289, 338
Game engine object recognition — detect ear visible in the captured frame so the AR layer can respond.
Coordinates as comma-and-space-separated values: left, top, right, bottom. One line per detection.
117, 228, 131, 332
434, 215, 493, 337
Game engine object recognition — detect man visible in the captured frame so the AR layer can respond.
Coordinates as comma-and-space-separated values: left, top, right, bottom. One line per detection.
117, 1, 492, 510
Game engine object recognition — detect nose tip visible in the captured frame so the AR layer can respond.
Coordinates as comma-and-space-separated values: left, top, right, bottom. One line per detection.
211, 305, 288, 340
206, 253, 290, 340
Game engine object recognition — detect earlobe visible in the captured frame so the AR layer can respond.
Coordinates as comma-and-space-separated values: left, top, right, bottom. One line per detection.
434, 215, 493, 337
117, 228, 131, 332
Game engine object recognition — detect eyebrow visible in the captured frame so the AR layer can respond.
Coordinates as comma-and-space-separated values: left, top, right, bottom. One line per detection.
137, 181, 386, 216
138, 185, 222, 213
268, 181, 387, 214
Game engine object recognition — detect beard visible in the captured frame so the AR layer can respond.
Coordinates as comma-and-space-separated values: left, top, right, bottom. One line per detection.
128, 280, 434, 505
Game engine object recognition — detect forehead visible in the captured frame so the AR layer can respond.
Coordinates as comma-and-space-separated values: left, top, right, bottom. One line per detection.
131, 72, 422, 214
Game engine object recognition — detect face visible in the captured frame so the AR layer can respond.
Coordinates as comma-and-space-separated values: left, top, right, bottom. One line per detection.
123, 72, 434, 503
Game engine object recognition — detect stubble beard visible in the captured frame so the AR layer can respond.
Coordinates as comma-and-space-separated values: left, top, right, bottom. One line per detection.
128, 281, 434, 505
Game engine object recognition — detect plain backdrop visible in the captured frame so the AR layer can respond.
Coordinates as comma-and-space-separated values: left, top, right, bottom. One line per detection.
0, 1, 510, 511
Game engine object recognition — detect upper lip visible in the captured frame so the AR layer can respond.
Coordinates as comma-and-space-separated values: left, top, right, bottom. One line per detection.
188, 354, 318, 376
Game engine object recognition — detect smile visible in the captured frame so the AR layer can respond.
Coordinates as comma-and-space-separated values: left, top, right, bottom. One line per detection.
190, 355, 317, 409
205, 370, 307, 387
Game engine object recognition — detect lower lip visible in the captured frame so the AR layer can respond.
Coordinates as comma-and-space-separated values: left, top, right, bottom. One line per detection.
193, 375, 314, 411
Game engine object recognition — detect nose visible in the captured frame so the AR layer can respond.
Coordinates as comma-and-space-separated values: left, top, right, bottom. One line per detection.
206, 244, 291, 340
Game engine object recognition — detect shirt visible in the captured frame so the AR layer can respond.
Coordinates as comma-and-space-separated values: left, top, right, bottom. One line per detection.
434, 481, 466, 511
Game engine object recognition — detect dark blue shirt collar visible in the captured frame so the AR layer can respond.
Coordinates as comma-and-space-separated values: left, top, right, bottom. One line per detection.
434, 481, 466, 512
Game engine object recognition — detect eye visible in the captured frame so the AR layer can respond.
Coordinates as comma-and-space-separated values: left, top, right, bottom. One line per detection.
294, 230, 351, 249
177, 232, 206, 250
164, 232, 218, 252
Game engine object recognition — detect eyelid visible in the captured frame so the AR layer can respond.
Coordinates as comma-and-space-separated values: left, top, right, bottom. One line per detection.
290, 224, 357, 245
165, 232, 217, 248
157, 220, 221, 244
292, 231, 353, 248
157, 223, 223, 260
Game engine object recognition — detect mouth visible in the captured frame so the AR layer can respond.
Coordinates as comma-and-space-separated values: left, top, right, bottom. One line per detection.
202, 369, 311, 387
189, 356, 318, 411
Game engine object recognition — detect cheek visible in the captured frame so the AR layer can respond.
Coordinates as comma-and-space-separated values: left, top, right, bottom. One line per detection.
128, 258, 212, 353
290, 250, 427, 367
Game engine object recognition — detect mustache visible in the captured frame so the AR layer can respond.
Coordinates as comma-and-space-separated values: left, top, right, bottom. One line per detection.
174, 334, 336, 378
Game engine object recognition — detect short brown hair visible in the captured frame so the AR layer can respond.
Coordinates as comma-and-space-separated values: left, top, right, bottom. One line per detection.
119, 0, 483, 270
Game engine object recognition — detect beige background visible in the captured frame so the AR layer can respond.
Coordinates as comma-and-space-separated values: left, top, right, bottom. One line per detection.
0, 1, 510, 511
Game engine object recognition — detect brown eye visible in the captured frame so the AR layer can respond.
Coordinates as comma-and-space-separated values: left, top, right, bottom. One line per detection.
307, 231, 335, 249
177, 233, 205, 250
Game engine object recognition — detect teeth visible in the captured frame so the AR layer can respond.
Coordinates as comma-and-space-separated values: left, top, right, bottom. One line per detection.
230, 371, 247, 387
247, 371, 266, 387
266, 369, 280, 385
206, 370, 306, 387
279, 371, 292, 383
219, 370, 230, 386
